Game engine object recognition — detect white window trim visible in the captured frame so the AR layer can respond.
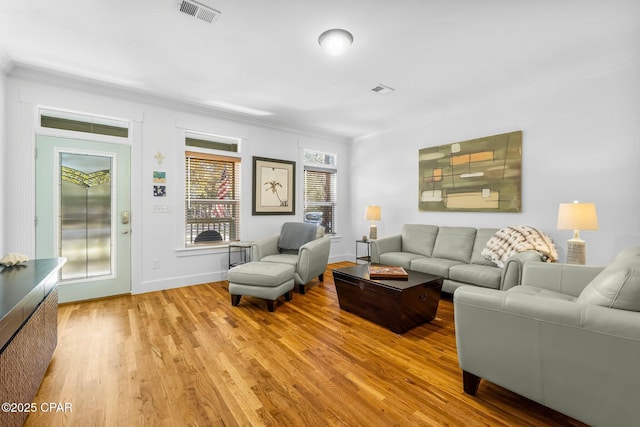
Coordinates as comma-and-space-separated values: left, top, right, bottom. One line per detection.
302, 148, 338, 235
176, 128, 244, 253
37, 106, 132, 144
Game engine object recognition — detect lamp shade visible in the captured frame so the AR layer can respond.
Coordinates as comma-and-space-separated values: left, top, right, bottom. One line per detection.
365, 205, 381, 221
318, 29, 354, 56
557, 202, 599, 231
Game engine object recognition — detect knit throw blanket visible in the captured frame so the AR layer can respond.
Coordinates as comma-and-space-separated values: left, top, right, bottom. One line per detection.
481, 226, 558, 268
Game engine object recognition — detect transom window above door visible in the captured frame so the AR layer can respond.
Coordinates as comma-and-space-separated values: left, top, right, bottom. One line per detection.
39, 108, 130, 138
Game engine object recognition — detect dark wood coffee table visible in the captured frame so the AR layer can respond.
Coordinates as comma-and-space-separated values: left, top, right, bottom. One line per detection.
332, 264, 443, 334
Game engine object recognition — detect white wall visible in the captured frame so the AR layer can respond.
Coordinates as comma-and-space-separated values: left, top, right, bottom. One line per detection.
4, 68, 352, 294
0, 58, 7, 256
350, 59, 640, 266
5, 56, 638, 291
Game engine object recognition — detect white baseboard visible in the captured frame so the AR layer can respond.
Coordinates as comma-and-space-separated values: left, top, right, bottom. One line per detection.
134, 270, 226, 295
134, 257, 354, 295
329, 254, 354, 263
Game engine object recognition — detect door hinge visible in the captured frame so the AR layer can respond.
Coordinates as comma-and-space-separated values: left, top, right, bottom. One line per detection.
34, 216, 38, 226
34, 147, 38, 159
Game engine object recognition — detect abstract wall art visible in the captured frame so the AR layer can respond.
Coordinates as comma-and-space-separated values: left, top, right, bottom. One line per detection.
418, 131, 522, 212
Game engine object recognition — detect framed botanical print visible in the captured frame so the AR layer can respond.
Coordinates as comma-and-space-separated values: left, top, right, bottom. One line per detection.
252, 156, 295, 215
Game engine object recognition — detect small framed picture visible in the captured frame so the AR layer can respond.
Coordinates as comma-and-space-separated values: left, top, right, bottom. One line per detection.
153, 185, 166, 197
153, 171, 166, 183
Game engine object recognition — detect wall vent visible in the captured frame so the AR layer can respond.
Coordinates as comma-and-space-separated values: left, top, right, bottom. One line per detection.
178, 0, 221, 24
371, 84, 395, 95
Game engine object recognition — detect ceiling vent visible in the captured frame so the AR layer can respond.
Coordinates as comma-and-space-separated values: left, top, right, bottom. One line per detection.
178, 0, 221, 24
371, 84, 395, 95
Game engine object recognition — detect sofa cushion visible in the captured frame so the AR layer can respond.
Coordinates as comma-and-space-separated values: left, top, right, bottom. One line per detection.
401, 224, 439, 257
228, 261, 295, 287
379, 252, 424, 270
471, 228, 499, 266
411, 257, 464, 278
449, 264, 501, 289
577, 260, 640, 312
508, 285, 578, 302
432, 227, 476, 263
261, 253, 299, 267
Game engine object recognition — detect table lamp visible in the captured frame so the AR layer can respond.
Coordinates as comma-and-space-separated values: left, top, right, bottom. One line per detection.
365, 205, 381, 240
556, 201, 599, 264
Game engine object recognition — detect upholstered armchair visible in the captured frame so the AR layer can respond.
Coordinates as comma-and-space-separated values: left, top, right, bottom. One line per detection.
251, 222, 330, 294
454, 246, 640, 427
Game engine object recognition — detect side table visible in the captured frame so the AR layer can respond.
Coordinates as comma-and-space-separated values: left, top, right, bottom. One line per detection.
228, 241, 253, 269
355, 239, 371, 264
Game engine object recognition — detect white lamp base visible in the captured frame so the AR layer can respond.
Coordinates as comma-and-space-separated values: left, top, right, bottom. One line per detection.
369, 224, 377, 240
566, 238, 586, 265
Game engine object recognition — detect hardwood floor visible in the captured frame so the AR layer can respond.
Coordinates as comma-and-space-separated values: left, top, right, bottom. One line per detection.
25, 262, 586, 427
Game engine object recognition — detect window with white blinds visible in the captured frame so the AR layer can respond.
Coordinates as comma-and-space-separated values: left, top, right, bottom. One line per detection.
185, 151, 241, 246
304, 167, 336, 234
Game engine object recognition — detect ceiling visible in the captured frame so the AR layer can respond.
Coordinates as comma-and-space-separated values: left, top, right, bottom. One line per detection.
1, 0, 638, 139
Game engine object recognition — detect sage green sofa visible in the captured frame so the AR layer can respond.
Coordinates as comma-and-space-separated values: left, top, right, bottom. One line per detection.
454, 246, 640, 427
370, 224, 545, 293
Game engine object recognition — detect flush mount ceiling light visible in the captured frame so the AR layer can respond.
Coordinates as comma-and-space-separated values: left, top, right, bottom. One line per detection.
318, 29, 354, 56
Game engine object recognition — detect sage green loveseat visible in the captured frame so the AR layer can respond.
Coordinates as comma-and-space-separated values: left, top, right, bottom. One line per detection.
454, 246, 640, 427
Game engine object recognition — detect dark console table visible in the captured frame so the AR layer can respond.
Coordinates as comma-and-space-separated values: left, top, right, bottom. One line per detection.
0, 258, 65, 427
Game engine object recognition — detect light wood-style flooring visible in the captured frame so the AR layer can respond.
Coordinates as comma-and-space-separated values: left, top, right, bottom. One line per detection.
25, 262, 586, 426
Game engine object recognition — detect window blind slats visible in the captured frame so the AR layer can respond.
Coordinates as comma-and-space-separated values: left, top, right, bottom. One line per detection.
185, 137, 238, 152
185, 152, 240, 245
41, 115, 129, 138
304, 169, 336, 234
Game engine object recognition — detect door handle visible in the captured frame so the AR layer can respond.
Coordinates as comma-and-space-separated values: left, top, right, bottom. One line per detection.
121, 210, 130, 224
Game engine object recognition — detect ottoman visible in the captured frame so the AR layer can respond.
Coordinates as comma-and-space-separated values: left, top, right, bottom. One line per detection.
228, 262, 295, 312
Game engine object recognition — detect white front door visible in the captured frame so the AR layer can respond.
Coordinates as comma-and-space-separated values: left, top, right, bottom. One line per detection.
35, 135, 131, 303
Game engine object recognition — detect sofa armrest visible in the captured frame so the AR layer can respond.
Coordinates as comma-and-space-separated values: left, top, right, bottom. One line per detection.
370, 235, 402, 263
521, 262, 604, 297
251, 235, 279, 261
296, 236, 331, 283
500, 250, 545, 290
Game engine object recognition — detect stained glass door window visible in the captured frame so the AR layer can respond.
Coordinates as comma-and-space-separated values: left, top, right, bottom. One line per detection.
59, 153, 113, 281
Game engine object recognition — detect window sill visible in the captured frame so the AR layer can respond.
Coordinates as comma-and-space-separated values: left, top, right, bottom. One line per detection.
175, 245, 229, 257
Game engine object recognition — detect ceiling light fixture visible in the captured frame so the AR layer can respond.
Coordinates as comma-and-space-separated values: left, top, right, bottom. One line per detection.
371, 84, 395, 95
318, 29, 354, 56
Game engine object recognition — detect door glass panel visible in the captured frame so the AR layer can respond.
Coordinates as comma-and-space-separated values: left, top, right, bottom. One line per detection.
59, 153, 113, 281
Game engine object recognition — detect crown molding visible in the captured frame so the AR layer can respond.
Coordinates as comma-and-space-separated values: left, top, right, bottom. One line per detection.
0, 50, 14, 74
8, 63, 350, 144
